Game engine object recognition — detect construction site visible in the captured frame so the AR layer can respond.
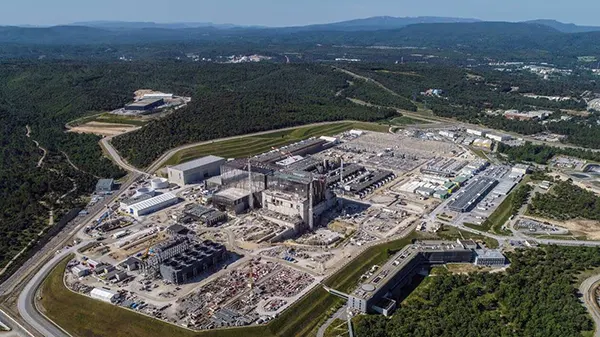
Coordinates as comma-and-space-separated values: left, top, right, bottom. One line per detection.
65, 128, 495, 331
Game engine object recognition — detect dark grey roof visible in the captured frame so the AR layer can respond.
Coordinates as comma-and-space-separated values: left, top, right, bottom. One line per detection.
169, 155, 225, 172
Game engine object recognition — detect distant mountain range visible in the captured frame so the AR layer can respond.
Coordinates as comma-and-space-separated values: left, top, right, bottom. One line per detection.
0, 16, 599, 58
69, 21, 241, 30
64, 16, 600, 33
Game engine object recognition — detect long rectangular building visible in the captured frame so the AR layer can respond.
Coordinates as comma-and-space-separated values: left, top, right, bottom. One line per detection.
127, 193, 179, 218
347, 240, 474, 316
447, 177, 497, 213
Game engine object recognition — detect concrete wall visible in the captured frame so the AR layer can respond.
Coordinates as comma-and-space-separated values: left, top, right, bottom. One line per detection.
168, 159, 225, 186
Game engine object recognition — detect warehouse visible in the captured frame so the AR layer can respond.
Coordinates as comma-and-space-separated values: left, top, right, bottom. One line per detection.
128, 193, 179, 218
492, 180, 517, 196
448, 177, 498, 212
124, 98, 164, 112
95, 179, 115, 193
511, 164, 531, 175
119, 194, 152, 211
90, 288, 118, 303
168, 155, 226, 186
485, 133, 511, 142
71, 264, 90, 277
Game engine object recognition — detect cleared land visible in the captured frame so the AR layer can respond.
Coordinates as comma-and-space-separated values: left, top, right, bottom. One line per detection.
69, 121, 141, 137
163, 122, 390, 167
38, 230, 423, 337
384, 116, 432, 126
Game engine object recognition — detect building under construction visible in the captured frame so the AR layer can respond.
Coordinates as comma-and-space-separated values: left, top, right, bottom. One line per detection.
159, 240, 227, 285
141, 237, 227, 284
262, 171, 336, 230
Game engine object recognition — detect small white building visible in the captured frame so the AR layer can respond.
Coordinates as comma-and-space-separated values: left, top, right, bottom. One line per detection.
466, 129, 486, 137
511, 164, 531, 175
486, 133, 511, 142
127, 193, 179, 218
90, 288, 118, 303
439, 130, 457, 138
142, 93, 173, 100
71, 264, 90, 277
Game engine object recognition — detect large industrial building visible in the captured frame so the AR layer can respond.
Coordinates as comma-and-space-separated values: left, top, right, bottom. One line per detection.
127, 193, 179, 218
124, 98, 164, 112
347, 240, 504, 316
448, 177, 498, 213
168, 155, 226, 186
264, 171, 336, 230
157, 240, 227, 285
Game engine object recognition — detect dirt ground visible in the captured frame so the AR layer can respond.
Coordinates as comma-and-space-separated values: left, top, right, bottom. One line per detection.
69, 121, 140, 136
525, 215, 600, 240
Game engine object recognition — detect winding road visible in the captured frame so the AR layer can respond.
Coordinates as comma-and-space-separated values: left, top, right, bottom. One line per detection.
580, 275, 600, 337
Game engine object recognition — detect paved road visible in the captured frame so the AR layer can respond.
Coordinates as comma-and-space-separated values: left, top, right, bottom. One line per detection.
580, 274, 600, 337
17, 244, 85, 337
100, 136, 146, 175
0, 309, 33, 337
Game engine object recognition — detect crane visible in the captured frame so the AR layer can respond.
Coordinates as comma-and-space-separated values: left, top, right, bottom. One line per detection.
141, 235, 160, 261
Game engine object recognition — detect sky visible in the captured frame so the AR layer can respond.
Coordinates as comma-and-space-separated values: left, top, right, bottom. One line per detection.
2, 0, 600, 27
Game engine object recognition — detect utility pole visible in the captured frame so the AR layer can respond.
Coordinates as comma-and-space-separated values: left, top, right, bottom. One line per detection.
247, 160, 254, 210
308, 176, 314, 231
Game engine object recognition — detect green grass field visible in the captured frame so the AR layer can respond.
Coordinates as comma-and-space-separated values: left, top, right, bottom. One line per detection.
436, 226, 499, 249
163, 122, 389, 167
384, 116, 431, 126
39, 230, 422, 337
68, 112, 148, 127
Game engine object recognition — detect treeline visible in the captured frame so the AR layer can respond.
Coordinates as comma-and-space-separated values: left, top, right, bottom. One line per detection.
112, 64, 397, 167
355, 245, 600, 337
498, 142, 600, 164
529, 180, 600, 221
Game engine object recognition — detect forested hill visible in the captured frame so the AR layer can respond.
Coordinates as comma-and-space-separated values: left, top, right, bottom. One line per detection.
111, 63, 397, 167
1, 21, 599, 56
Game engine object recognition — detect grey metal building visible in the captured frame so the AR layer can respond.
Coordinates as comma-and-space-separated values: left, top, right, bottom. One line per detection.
95, 179, 115, 193
159, 240, 227, 285
447, 177, 498, 212
124, 98, 164, 112
167, 155, 226, 186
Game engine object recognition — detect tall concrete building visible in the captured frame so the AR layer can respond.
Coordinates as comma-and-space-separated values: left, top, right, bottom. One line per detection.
167, 155, 226, 186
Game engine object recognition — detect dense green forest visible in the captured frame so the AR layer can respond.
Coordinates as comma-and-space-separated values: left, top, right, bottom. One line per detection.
112, 64, 397, 167
354, 245, 598, 337
498, 142, 600, 164
529, 181, 600, 221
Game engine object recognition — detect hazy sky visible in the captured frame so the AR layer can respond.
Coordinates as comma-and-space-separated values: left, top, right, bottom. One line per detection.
3, 0, 600, 26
